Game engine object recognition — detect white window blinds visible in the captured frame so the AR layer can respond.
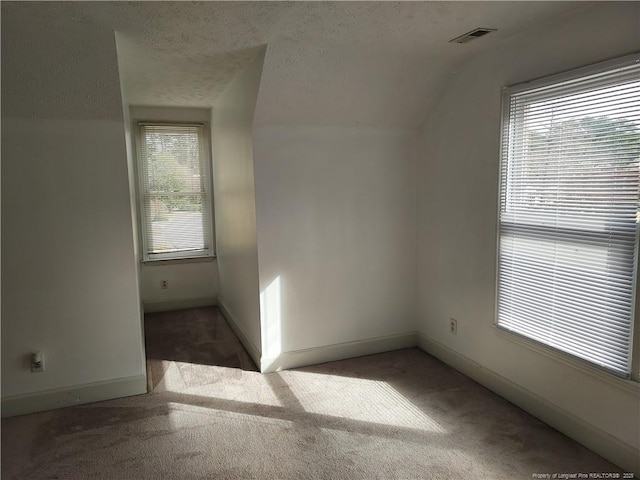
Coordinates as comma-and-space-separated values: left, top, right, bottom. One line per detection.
137, 124, 213, 261
497, 56, 640, 377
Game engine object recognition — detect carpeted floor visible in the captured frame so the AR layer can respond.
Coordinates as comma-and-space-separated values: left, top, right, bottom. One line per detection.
1, 307, 625, 479
144, 307, 258, 393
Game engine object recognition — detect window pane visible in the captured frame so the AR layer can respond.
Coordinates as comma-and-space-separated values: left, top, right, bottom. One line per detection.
497, 58, 640, 377
137, 124, 211, 259
146, 195, 207, 253
141, 127, 203, 194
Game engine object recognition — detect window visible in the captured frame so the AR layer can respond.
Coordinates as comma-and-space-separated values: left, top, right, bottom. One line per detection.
135, 123, 214, 261
497, 54, 640, 378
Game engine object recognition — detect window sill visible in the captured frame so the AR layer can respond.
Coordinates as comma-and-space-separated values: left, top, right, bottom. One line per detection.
492, 324, 640, 395
142, 255, 216, 266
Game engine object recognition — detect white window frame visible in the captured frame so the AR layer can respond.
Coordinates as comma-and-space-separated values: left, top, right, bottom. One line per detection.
495, 53, 640, 381
133, 121, 215, 263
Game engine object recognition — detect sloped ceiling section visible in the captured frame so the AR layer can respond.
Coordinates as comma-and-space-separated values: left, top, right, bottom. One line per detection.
3, 1, 589, 127
1, 4, 126, 121
116, 35, 262, 108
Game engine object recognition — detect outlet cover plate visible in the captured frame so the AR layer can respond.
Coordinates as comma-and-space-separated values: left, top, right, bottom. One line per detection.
450, 318, 458, 335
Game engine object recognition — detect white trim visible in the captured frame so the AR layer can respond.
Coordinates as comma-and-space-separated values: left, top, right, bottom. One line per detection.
217, 301, 262, 369
142, 254, 216, 266
1, 375, 147, 418
143, 296, 217, 313
504, 52, 640, 95
138, 121, 204, 127
492, 325, 640, 395
495, 52, 640, 378
145, 249, 213, 263
132, 119, 216, 263
260, 332, 418, 374
417, 333, 640, 476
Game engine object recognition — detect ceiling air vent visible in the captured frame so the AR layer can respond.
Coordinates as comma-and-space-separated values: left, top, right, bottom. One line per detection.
449, 28, 497, 44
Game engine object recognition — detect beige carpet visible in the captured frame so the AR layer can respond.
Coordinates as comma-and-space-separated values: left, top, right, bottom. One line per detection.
1, 310, 624, 479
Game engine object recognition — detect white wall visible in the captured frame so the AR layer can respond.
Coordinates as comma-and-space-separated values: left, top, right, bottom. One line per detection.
1, 14, 146, 405
116, 55, 146, 370
211, 48, 266, 361
253, 126, 418, 365
128, 106, 219, 310
416, 2, 639, 472
1, 119, 146, 397
140, 261, 218, 309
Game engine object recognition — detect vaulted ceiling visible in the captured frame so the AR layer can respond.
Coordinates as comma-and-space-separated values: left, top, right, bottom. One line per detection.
3, 1, 593, 127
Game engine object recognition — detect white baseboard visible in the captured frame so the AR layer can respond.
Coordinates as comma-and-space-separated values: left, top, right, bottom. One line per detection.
261, 332, 418, 374
143, 296, 217, 313
217, 300, 262, 369
417, 333, 639, 476
1, 374, 147, 418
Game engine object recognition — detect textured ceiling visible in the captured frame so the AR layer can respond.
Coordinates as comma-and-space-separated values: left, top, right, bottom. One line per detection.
3, 1, 592, 127
115, 35, 262, 108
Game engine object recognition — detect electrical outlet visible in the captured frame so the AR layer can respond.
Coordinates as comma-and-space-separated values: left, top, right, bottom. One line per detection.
449, 318, 458, 335
31, 351, 45, 373
161, 280, 168, 289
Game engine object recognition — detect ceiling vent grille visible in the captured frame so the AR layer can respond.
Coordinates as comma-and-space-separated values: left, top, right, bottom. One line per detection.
450, 28, 497, 44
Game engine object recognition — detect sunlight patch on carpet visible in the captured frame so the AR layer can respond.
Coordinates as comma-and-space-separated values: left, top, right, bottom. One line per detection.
274, 372, 446, 433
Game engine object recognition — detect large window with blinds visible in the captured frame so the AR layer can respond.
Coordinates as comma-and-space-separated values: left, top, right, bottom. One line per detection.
135, 123, 214, 261
497, 54, 640, 378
